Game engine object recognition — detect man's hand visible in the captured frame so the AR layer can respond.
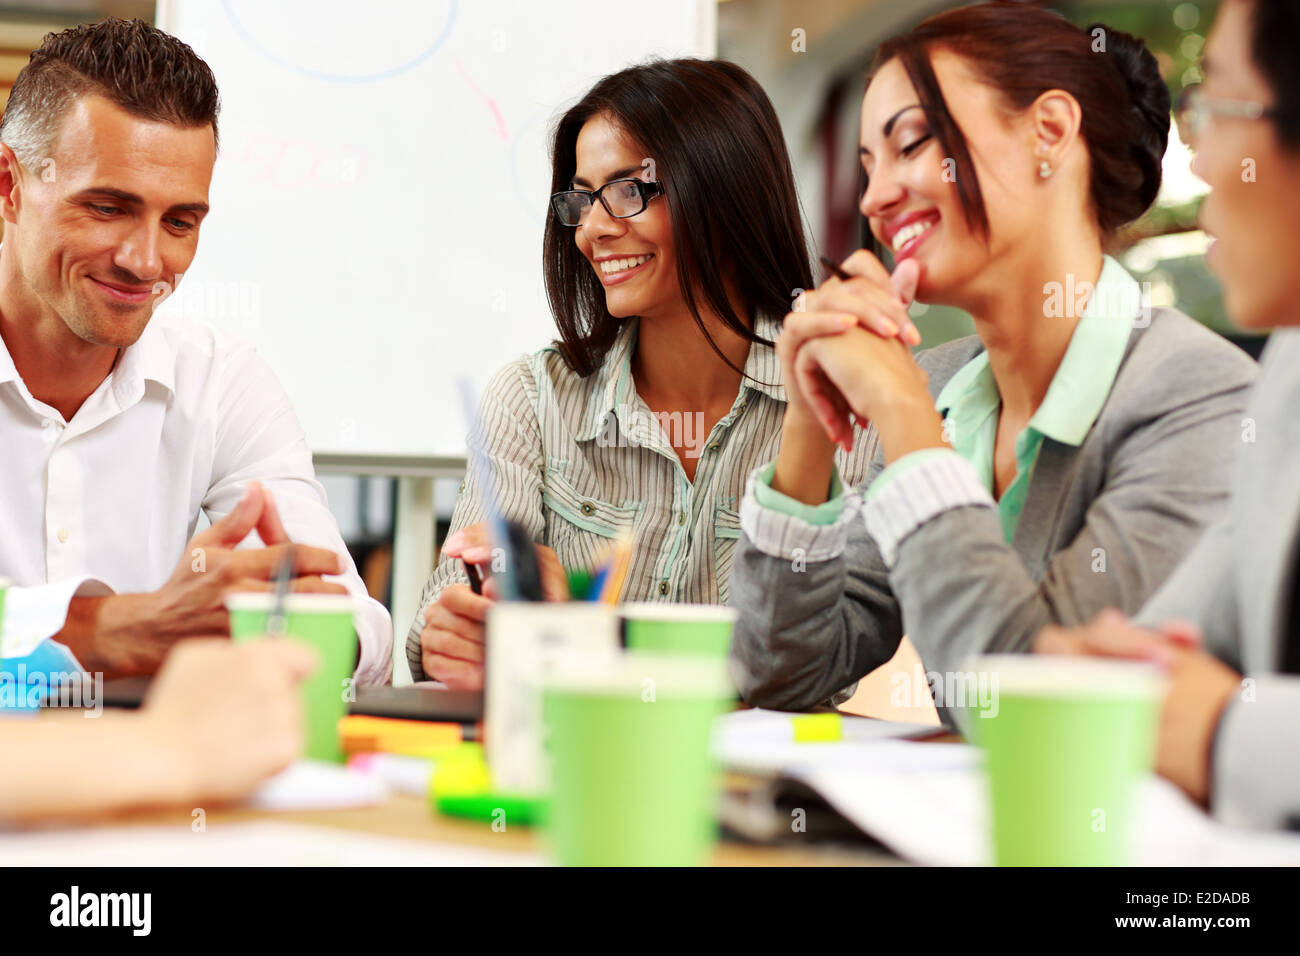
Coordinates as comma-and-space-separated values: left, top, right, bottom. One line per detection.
1035, 610, 1242, 806
140, 639, 318, 804
58, 482, 348, 678
420, 522, 568, 690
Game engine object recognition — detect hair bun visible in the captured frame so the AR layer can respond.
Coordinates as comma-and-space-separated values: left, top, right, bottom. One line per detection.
1090, 23, 1170, 211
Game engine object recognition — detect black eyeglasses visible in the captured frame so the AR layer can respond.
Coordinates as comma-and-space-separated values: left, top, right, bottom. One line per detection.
550, 178, 663, 226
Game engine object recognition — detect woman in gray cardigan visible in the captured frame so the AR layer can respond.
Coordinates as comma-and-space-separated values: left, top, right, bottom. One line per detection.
728, 3, 1257, 718
1038, 0, 1300, 830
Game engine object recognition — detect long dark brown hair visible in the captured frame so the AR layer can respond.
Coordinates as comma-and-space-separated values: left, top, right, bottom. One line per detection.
543, 58, 814, 377
867, 1, 1170, 249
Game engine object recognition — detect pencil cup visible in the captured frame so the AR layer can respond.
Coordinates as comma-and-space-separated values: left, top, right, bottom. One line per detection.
225, 593, 358, 763
619, 603, 737, 658
969, 655, 1163, 866
541, 651, 730, 866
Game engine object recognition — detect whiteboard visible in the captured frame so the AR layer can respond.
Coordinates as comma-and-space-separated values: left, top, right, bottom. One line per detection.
155, 0, 715, 460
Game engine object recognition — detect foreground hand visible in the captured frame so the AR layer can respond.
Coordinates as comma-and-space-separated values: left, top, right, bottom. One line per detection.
423, 523, 569, 689
141, 639, 319, 804
794, 326, 938, 457
1035, 609, 1242, 806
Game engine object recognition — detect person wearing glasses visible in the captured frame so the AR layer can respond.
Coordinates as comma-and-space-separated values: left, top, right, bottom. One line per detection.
1037, 0, 1300, 830
406, 59, 882, 688
727, 2, 1259, 719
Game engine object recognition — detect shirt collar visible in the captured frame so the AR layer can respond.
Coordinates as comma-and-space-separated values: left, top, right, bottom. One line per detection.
935, 254, 1138, 448
575, 311, 786, 441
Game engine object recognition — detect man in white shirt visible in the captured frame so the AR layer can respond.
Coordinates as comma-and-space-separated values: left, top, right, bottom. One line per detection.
0, 18, 392, 685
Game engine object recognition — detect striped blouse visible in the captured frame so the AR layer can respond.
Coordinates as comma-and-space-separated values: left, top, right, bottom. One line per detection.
405, 313, 875, 680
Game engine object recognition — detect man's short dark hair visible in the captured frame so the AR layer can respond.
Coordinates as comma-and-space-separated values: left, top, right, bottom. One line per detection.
0, 16, 219, 166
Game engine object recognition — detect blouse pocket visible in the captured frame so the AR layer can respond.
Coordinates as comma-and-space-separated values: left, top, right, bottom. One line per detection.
713, 503, 743, 605
542, 471, 641, 572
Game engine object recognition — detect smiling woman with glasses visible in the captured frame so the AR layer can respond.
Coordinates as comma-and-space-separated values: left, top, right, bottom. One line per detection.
405, 58, 883, 689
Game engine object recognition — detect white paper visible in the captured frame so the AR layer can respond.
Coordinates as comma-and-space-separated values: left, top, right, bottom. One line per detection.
796, 741, 1300, 866
244, 759, 389, 812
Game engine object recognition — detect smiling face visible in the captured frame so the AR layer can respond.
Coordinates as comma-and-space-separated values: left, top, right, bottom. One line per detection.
1192, 0, 1300, 330
2, 94, 214, 348
571, 113, 679, 321
859, 52, 1050, 305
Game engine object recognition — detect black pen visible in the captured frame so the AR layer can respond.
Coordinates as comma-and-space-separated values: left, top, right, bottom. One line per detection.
463, 560, 483, 596
820, 254, 852, 281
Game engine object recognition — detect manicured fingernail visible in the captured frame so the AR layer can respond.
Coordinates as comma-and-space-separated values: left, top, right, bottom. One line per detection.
840, 314, 856, 328
907, 325, 922, 346
883, 320, 900, 336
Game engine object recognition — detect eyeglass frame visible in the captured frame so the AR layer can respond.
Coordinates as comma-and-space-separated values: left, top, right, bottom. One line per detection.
1176, 85, 1279, 147
549, 178, 664, 226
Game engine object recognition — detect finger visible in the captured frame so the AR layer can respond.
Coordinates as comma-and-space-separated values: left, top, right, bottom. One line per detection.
1032, 626, 1085, 656
536, 545, 569, 602
442, 523, 492, 558
839, 248, 894, 286
1156, 618, 1204, 649
1076, 622, 1176, 668
424, 601, 487, 645
423, 653, 484, 691
255, 486, 291, 546
482, 575, 501, 601
424, 626, 486, 664
288, 577, 349, 595
232, 543, 344, 579
812, 283, 911, 339
794, 346, 855, 451
890, 260, 923, 346
439, 583, 492, 622
196, 483, 263, 549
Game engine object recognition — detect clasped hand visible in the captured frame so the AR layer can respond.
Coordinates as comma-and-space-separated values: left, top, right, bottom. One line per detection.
777, 251, 938, 457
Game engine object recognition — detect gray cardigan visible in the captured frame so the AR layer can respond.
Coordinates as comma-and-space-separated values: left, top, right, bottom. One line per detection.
729, 308, 1258, 723
1135, 329, 1300, 830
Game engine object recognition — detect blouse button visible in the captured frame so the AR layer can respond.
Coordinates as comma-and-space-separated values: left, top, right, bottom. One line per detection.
659, 580, 669, 595
580, 501, 596, 516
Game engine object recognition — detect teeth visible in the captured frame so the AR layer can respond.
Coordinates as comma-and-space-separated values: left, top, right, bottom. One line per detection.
892, 219, 936, 253
600, 254, 652, 275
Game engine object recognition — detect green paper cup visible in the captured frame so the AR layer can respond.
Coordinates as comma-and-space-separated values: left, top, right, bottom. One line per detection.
970, 655, 1164, 866
541, 651, 731, 866
620, 603, 737, 658
225, 592, 358, 763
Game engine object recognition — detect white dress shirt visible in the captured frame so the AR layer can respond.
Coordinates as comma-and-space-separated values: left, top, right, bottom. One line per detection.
0, 311, 392, 686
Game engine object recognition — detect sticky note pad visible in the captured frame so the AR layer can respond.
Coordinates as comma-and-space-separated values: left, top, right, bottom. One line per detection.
792, 713, 842, 742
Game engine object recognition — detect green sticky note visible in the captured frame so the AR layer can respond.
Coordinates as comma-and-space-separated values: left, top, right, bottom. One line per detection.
792, 713, 842, 742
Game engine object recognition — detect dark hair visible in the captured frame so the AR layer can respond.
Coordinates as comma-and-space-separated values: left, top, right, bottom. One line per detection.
0, 17, 219, 164
1243, 0, 1300, 149
543, 58, 813, 377
869, 1, 1169, 243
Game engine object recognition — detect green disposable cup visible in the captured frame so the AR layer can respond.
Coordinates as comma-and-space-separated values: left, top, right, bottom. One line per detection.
620, 603, 737, 658
225, 592, 358, 763
541, 651, 731, 866
969, 655, 1163, 866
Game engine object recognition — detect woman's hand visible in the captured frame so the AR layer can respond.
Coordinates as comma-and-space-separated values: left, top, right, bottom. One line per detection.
1035, 610, 1242, 807
421, 522, 569, 690
793, 325, 943, 461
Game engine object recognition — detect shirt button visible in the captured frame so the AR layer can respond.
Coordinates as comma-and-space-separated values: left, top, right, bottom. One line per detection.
677, 511, 685, 526
659, 580, 669, 595
581, 502, 596, 516
57, 529, 69, 543
708, 442, 720, 453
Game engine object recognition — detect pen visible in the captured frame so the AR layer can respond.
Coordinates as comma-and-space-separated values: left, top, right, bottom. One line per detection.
266, 549, 294, 637
463, 560, 483, 595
